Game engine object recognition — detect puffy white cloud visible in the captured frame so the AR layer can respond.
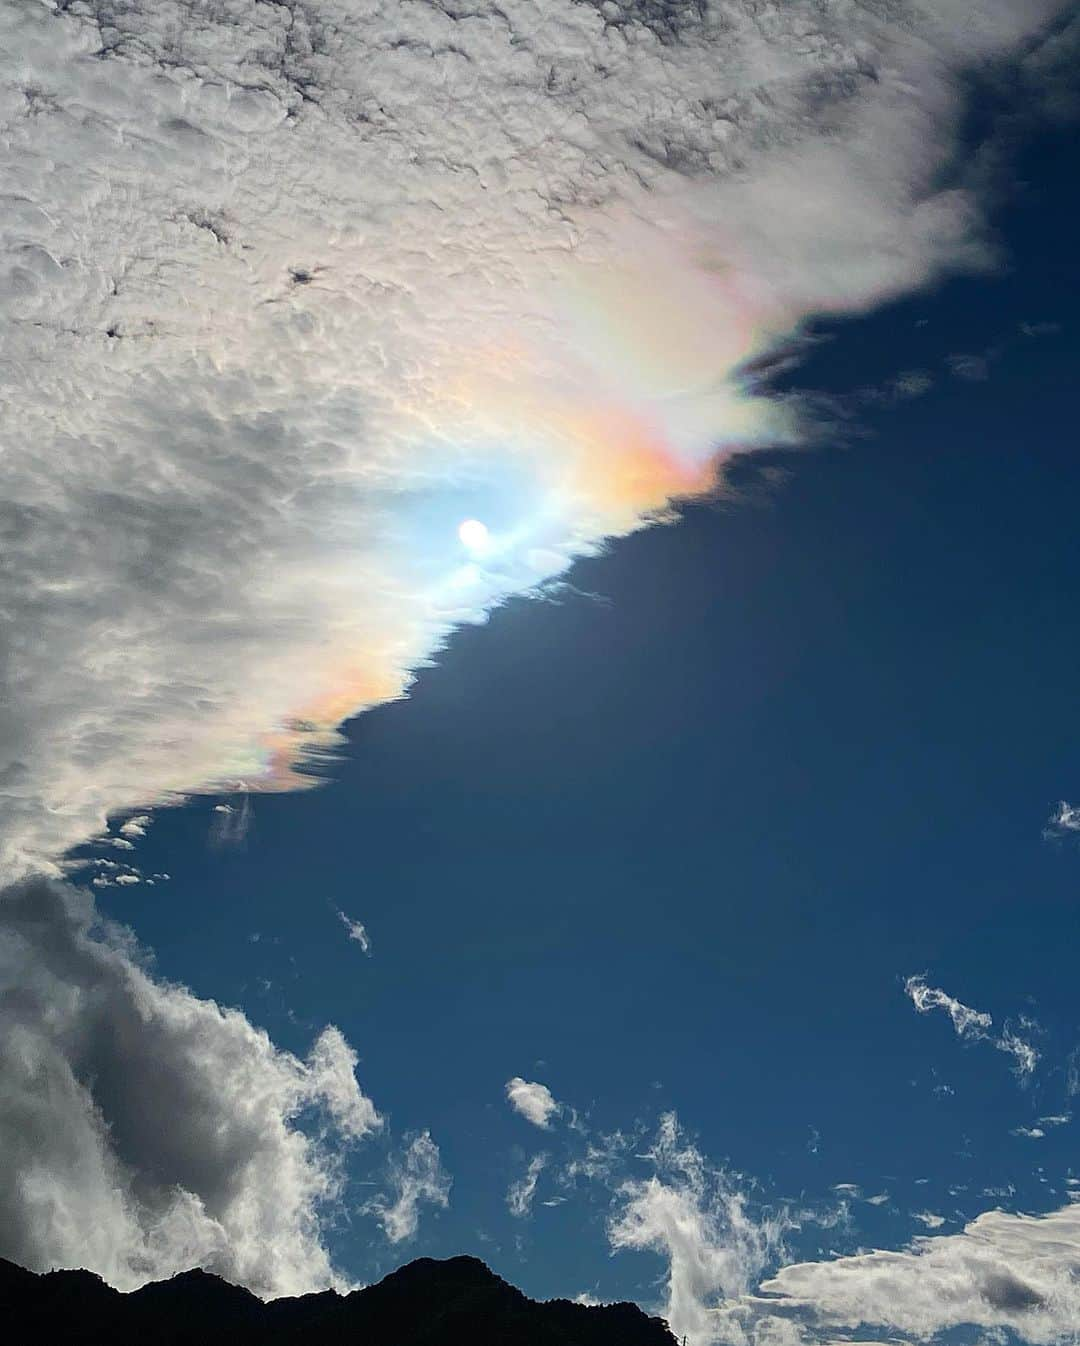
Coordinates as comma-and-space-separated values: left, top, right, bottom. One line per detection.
507, 1153, 547, 1218
506, 1077, 561, 1129
0, 877, 380, 1297
117, 815, 152, 840
367, 1131, 451, 1244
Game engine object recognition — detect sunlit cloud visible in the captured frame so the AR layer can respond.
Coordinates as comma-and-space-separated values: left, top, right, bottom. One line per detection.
506, 1078, 562, 1129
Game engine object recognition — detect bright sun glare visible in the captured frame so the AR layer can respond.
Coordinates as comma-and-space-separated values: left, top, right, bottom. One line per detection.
458, 518, 490, 553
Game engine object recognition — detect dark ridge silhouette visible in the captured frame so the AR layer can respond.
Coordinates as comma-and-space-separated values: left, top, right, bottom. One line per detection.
1, 1252, 677, 1345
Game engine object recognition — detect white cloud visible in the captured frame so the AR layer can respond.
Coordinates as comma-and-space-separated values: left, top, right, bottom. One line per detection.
1012, 1126, 1046, 1139
1044, 800, 1080, 838
506, 1077, 561, 1129
0, 877, 380, 1298
609, 1113, 787, 1346
904, 975, 992, 1039
997, 1025, 1040, 1079
0, 0, 1067, 879
904, 976, 1040, 1082
117, 815, 152, 840
734, 1202, 1080, 1345
913, 1212, 946, 1229
507, 1153, 547, 1219
367, 1131, 451, 1244
335, 909, 371, 955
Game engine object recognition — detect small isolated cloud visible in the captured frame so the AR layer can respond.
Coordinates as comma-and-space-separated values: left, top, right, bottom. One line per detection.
1020, 321, 1062, 337
117, 815, 152, 840
507, 1154, 547, 1219
914, 1212, 946, 1229
367, 1132, 451, 1244
335, 909, 371, 955
210, 797, 252, 848
904, 976, 992, 1039
904, 976, 1039, 1083
506, 1078, 561, 1129
946, 352, 991, 381
1044, 800, 1080, 840
1012, 1126, 1046, 1139
892, 370, 934, 399
1039, 1114, 1071, 1127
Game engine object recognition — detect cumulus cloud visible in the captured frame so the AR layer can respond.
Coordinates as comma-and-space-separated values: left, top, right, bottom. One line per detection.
366, 1131, 451, 1244
0, 877, 380, 1297
335, 908, 371, 955
507, 1153, 548, 1219
506, 1077, 561, 1129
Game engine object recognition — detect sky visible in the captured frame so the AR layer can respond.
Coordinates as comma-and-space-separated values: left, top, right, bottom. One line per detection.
2, 2, 1080, 1344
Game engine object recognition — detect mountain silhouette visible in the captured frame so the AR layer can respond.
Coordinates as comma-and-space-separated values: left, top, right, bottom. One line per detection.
1, 1253, 678, 1344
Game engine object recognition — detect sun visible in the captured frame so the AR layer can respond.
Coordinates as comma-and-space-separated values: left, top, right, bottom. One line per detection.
457, 518, 490, 553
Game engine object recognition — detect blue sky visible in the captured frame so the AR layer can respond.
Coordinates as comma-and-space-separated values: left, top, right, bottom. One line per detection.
81, 98, 1080, 1315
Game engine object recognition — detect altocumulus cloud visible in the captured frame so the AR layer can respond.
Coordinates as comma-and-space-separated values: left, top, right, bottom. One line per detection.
0, 0, 1073, 1307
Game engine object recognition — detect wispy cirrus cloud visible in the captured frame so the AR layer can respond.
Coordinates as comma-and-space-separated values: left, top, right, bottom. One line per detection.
507, 1154, 548, 1219
904, 975, 1040, 1080
366, 1131, 451, 1244
1044, 800, 1080, 840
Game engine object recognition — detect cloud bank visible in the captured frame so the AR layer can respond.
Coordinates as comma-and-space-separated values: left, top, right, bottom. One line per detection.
0, 0, 1067, 875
